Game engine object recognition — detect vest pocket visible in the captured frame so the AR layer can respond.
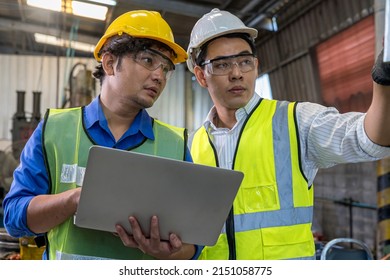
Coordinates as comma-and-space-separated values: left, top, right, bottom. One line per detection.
261, 223, 315, 259
241, 184, 279, 213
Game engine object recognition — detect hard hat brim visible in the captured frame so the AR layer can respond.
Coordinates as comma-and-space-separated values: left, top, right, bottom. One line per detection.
190, 27, 258, 50
94, 33, 188, 64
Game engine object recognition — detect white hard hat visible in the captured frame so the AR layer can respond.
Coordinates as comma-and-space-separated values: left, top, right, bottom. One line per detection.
187, 8, 258, 73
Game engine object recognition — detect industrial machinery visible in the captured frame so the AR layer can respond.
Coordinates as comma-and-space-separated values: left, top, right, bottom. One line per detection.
0, 90, 41, 259
62, 62, 95, 108
1, 62, 95, 202
0, 62, 95, 259
12, 90, 41, 160
0, 90, 41, 205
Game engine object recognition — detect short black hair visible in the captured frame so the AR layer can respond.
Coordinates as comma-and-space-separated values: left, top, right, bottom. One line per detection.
195, 33, 256, 68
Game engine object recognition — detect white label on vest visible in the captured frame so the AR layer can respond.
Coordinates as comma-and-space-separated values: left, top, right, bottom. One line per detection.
60, 164, 86, 186
60, 164, 77, 183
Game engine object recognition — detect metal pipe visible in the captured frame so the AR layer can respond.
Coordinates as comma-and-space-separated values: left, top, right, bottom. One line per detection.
14, 90, 26, 120
32, 91, 41, 121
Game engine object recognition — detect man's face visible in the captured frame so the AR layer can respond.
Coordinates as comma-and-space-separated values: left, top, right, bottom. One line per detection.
103, 46, 174, 111
194, 37, 258, 112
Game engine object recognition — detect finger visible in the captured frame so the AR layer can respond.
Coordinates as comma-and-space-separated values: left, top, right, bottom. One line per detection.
169, 233, 182, 252
115, 224, 138, 248
129, 216, 145, 241
129, 217, 150, 254
149, 216, 161, 248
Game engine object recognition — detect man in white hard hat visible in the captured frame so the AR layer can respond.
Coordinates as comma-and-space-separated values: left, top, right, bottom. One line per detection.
187, 8, 390, 260
3, 10, 200, 260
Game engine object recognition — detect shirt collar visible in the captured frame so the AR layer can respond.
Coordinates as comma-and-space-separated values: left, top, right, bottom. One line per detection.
133, 109, 155, 140
84, 96, 155, 140
203, 93, 261, 131
84, 96, 100, 130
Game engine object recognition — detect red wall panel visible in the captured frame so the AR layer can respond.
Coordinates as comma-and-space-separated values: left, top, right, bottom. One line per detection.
316, 16, 375, 113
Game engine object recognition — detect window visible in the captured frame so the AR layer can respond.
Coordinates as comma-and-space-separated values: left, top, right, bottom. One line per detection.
256, 73, 273, 99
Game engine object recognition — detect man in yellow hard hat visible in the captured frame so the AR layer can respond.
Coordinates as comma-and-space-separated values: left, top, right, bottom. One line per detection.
187, 8, 390, 260
3, 10, 200, 260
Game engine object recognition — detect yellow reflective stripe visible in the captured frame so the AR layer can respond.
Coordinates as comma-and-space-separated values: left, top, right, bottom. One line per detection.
378, 188, 390, 208
378, 219, 390, 242
377, 159, 390, 176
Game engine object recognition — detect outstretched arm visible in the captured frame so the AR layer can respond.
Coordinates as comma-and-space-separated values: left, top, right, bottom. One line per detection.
365, 50, 390, 146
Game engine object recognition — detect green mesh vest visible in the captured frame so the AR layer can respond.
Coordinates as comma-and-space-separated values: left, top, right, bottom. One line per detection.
42, 107, 186, 259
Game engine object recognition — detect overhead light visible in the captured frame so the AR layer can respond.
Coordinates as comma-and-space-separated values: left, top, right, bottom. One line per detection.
34, 33, 95, 53
72, 1, 108, 20
259, 16, 278, 32
27, 0, 62, 12
247, 14, 278, 32
27, 0, 109, 21
86, 0, 117, 6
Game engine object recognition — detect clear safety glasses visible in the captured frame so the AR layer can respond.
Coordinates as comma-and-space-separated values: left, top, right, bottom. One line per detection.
201, 53, 256, 76
133, 48, 175, 80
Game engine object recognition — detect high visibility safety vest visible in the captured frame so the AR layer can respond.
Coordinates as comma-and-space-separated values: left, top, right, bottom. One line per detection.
191, 99, 315, 260
42, 107, 187, 260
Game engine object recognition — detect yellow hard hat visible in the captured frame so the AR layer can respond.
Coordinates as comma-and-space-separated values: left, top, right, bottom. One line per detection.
94, 10, 187, 64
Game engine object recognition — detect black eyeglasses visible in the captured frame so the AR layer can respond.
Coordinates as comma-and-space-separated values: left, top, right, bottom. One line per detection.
201, 53, 256, 76
133, 48, 175, 80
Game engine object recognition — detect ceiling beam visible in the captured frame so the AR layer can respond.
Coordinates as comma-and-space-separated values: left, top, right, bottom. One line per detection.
0, 18, 99, 45
236, 0, 266, 18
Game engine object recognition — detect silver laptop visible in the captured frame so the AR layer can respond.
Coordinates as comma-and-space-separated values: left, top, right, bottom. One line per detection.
74, 145, 243, 246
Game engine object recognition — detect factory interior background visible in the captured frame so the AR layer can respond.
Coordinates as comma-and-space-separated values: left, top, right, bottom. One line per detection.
0, 0, 389, 260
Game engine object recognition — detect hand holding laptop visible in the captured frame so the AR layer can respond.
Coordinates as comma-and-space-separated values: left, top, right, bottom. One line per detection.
115, 215, 194, 259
